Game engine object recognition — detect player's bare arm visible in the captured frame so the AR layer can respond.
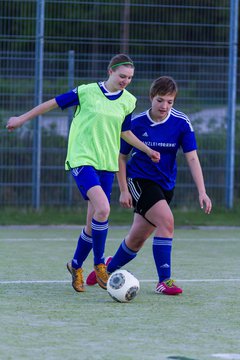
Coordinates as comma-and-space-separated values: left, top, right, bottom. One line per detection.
185, 150, 212, 214
121, 130, 160, 163
6, 98, 58, 131
117, 153, 132, 208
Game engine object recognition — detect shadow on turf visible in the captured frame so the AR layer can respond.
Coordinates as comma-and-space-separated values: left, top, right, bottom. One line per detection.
168, 357, 199, 360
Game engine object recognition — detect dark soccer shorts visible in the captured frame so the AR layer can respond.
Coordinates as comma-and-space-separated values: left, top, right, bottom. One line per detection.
127, 177, 174, 217
71, 165, 115, 202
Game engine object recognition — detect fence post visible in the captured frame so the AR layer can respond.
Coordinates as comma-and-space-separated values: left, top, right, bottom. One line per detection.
32, 0, 45, 209
225, 0, 239, 208
67, 50, 75, 205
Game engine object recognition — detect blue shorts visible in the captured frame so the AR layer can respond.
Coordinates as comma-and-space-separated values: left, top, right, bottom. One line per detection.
71, 166, 115, 202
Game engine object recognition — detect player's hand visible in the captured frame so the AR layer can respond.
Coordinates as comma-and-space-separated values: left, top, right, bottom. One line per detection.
6, 116, 24, 131
149, 149, 160, 163
119, 190, 133, 209
199, 193, 212, 214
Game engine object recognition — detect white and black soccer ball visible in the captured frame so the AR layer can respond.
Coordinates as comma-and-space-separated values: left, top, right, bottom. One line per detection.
107, 269, 140, 303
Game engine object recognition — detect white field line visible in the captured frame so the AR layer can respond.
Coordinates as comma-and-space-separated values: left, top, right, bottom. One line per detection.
212, 355, 240, 360
1, 237, 240, 242
1, 278, 240, 285
0, 238, 74, 242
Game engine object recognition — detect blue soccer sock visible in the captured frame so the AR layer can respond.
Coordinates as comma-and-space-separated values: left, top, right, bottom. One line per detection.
72, 229, 92, 269
107, 239, 137, 273
152, 236, 172, 282
91, 218, 108, 265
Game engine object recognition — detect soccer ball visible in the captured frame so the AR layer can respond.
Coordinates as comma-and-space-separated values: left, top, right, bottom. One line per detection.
107, 269, 140, 303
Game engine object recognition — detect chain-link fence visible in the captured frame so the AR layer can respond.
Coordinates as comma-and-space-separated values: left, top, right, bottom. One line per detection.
0, 0, 239, 209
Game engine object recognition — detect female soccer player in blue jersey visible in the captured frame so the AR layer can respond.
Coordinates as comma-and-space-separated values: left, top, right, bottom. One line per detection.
6, 54, 160, 292
86, 76, 212, 295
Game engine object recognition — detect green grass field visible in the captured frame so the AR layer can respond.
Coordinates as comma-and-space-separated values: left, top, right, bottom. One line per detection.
0, 226, 240, 360
1, 204, 240, 226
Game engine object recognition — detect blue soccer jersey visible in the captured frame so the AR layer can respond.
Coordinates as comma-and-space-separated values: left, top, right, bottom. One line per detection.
120, 108, 197, 190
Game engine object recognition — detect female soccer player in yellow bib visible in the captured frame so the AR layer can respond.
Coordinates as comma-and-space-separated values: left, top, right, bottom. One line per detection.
6, 54, 160, 292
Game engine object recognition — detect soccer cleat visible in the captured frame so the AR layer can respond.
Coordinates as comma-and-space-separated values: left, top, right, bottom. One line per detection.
86, 256, 112, 286
155, 279, 183, 295
66, 261, 85, 292
94, 263, 109, 290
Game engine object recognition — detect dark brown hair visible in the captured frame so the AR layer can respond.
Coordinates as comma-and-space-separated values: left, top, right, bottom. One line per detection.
108, 54, 134, 71
149, 76, 178, 99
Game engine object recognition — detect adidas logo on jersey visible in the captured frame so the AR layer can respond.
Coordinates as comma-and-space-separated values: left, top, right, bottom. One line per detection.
142, 132, 149, 137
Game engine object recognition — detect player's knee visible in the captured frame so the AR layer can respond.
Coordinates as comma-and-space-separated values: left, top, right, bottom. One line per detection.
156, 214, 174, 235
94, 204, 110, 221
166, 216, 174, 234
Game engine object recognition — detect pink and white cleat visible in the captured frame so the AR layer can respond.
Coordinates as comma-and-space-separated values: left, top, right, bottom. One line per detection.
155, 279, 183, 295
